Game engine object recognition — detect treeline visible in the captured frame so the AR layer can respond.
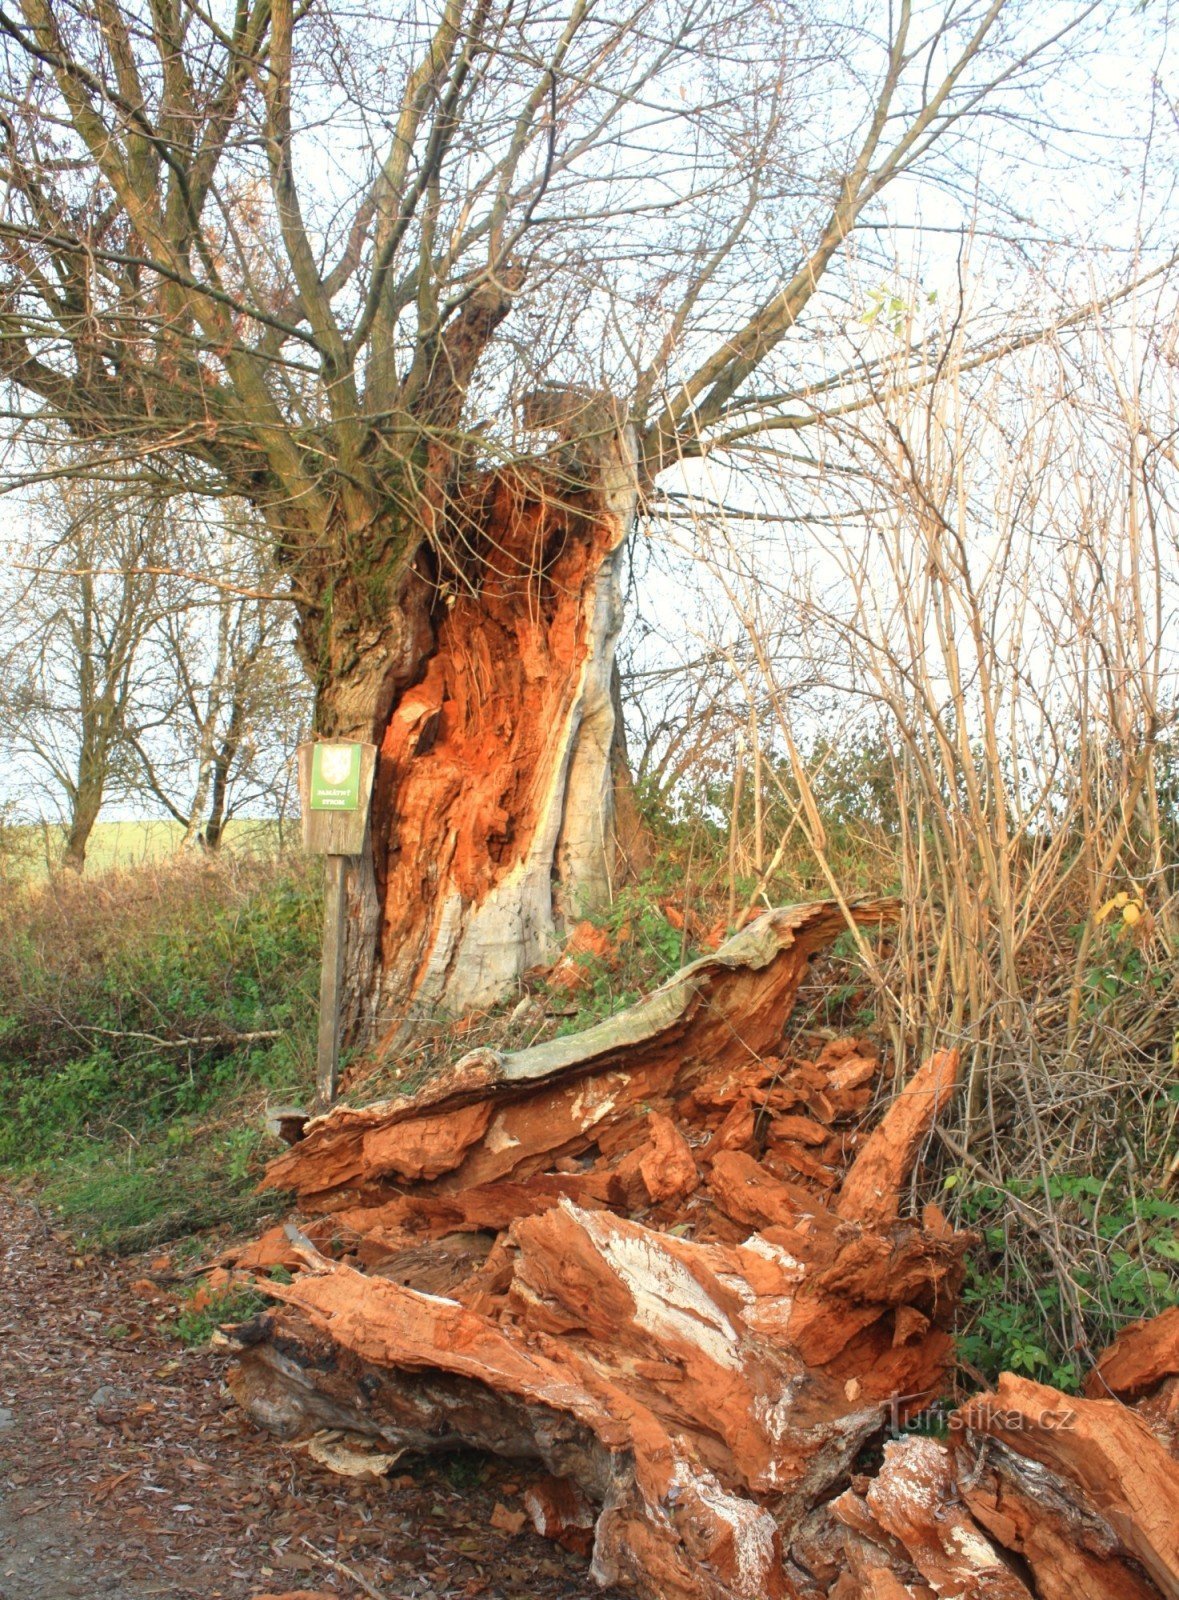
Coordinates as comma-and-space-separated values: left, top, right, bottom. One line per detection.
0, 476, 310, 872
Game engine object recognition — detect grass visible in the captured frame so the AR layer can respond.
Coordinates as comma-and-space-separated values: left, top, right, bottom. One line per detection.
30, 1119, 288, 1253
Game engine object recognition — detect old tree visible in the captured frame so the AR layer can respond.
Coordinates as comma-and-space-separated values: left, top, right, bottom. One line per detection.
0, 0, 1100, 1044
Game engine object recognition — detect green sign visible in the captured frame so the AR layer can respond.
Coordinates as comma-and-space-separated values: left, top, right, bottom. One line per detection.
309, 742, 362, 811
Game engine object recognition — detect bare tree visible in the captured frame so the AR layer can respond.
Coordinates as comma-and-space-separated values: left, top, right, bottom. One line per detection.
0, 0, 1156, 1039
0, 479, 164, 869
127, 508, 310, 850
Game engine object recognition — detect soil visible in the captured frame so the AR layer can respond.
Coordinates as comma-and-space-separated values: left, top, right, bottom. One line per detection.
0, 1189, 617, 1600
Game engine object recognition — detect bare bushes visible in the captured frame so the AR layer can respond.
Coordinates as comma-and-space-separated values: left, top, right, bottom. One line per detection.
631, 298, 1179, 1380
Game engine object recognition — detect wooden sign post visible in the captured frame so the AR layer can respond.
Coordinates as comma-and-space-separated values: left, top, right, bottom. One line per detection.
297, 740, 377, 1109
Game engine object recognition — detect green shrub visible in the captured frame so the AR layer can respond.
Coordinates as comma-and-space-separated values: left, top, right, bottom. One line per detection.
952, 1172, 1179, 1392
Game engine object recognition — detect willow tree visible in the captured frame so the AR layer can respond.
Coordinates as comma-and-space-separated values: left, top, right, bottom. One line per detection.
0, 0, 1098, 1043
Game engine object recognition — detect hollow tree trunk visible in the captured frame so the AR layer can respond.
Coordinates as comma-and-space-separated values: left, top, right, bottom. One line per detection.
315, 416, 639, 1053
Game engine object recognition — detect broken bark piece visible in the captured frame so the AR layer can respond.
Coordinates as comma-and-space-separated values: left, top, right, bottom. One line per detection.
835, 1051, 959, 1224
524, 1475, 597, 1556
1085, 1306, 1179, 1400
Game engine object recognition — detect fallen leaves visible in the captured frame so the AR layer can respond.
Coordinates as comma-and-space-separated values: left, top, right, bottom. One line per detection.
0, 1191, 620, 1600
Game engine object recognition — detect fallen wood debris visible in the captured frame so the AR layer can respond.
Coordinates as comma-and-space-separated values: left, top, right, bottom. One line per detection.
219, 901, 1179, 1600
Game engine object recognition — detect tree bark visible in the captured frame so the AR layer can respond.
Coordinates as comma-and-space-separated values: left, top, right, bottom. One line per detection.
181, 545, 233, 850
609, 659, 655, 882
203, 749, 232, 851
320, 417, 638, 1051
61, 781, 103, 873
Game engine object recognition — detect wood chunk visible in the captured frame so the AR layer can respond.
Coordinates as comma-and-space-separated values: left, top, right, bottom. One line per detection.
957, 1448, 1162, 1600
824, 1053, 878, 1094
836, 1051, 959, 1224
765, 1143, 840, 1188
229, 1223, 308, 1273
859, 1436, 1034, 1598
367, 1230, 494, 1296
829, 1486, 934, 1595
789, 1504, 851, 1590
770, 1115, 831, 1146
1085, 1306, 1179, 1401
701, 1097, 758, 1160
360, 1100, 493, 1181
523, 1474, 596, 1555
638, 1113, 700, 1204
705, 1150, 819, 1230
1137, 1375, 1179, 1460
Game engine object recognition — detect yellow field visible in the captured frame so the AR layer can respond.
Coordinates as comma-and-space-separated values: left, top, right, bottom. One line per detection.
14, 817, 282, 876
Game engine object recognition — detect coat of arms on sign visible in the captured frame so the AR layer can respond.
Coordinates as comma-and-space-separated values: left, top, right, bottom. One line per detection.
317, 745, 354, 786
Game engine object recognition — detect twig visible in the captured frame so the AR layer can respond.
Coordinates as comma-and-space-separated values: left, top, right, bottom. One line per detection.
300, 1537, 386, 1600
69, 1024, 282, 1048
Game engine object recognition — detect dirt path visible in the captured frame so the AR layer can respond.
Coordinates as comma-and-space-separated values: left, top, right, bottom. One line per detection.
0, 1190, 614, 1600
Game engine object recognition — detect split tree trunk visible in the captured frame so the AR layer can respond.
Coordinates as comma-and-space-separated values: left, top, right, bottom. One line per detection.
315, 412, 639, 1052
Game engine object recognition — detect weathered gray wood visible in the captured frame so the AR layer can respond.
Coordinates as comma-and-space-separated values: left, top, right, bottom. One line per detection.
297, 742, 377, 856
317, 854, 348, 1107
